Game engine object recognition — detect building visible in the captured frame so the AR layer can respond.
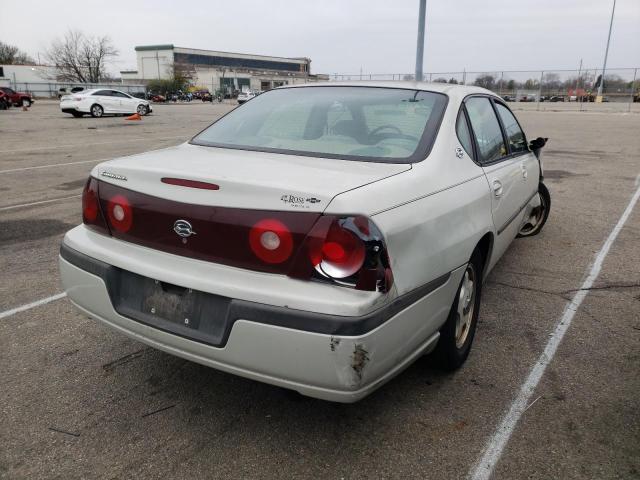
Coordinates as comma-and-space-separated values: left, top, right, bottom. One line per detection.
120, 44, 328, 92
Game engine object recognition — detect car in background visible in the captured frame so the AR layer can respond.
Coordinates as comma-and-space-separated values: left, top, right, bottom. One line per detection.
519, 95, 536, 102
58, 86, 85, 99
60, 88, 152, 118
501, 95, 515, 102
59, 83, 550, 402
549, 96, 565, 102
0, 87, 34, 107
149, 93, 166, 103
237, 90, 258, 104
0, 90, 11, 110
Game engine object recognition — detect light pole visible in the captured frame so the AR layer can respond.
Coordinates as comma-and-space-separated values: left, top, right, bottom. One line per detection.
415, 0, 427, 81
597, 0, 616, 101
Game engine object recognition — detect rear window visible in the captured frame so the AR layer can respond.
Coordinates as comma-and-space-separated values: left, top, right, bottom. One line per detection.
191, 86, 447, 163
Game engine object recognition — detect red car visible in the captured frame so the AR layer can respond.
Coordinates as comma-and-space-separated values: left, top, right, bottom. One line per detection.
0, 87, 34, 107
0, 90, 11, 110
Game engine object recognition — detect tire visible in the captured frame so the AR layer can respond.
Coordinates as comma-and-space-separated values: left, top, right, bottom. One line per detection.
517, 182, 551, 238
136, 104, 148, 115
433, 249, 484, 371
90, 104, 104, 118
0, 100, 7, 110
22, 98, 31, 107
72, 112, 84, 118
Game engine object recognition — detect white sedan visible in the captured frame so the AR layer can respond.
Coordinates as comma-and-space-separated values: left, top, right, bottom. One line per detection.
59, 82, 550, 402
60, 88, 152, 118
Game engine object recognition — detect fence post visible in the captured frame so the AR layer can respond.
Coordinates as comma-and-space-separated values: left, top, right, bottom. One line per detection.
536, 70, 544, 111
462, 69, 466, 85
629, 68, 637, 113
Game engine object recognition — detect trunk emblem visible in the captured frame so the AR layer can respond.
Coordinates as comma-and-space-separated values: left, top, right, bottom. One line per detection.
173, 219, 197, 238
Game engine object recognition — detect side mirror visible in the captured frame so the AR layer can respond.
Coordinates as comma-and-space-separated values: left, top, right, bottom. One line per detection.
529, 137, 548, 160
529, 137, 547, 149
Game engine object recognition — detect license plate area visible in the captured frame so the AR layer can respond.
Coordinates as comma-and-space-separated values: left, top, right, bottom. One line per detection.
109, 268, 231, 347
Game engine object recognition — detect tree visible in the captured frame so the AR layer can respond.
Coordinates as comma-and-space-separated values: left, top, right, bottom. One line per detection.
433, 77, 448, 83
0, 41, 35, 64
45, 30, 118, 83
474, 74, 496, 90
506, 79, 516, 91
448, 78, 459, 84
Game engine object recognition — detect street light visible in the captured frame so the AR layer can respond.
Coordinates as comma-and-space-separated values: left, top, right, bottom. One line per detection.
597, 0, 617, 102
415, 0, 427, 81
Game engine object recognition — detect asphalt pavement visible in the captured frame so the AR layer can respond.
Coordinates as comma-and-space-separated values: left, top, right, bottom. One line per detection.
1, 101, 638, 479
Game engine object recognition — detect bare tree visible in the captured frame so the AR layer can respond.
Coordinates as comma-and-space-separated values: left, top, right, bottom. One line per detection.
0, 41, 35, 64
45, 30, 118, 83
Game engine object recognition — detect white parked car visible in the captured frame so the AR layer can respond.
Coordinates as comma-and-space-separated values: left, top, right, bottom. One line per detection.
59, 82, 550, 402
60, 88, 152, 118
237, 90, 257, 104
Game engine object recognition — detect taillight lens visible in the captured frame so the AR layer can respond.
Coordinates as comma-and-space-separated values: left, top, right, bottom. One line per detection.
291, 215, 393, 292
249, 218, 294, 264
82, 177, 109, 233
315, 222, 365, 278
106, 194, 133, 233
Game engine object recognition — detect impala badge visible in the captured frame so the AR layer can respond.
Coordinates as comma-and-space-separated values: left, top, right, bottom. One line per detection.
174, 219, 196, 238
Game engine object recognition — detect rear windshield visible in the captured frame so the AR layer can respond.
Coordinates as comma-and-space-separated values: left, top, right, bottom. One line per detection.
191, 86, 447, 163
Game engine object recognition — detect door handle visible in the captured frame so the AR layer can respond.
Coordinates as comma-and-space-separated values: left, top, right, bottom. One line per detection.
492, 179, 503, 197
521, 163, 528, 180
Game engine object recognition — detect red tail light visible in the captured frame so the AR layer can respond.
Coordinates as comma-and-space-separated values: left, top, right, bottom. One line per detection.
291, 215, 394, 292
106, 194, 133, 233
249, 218, 294, 264
82, 177, 109, 234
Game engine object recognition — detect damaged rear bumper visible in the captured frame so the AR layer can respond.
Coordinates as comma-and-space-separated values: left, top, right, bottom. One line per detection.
59, 242, 463, 402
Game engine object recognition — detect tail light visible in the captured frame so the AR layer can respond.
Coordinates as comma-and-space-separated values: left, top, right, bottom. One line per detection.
82, 177, 109, 234
249, 218, 294, 264
291, 215, 393, 293
106, 194, 133, 233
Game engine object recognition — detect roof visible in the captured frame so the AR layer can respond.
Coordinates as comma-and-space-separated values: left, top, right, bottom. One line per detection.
134, 44, 309, 63
285, 81, 496, 99
135, 44, 174, 51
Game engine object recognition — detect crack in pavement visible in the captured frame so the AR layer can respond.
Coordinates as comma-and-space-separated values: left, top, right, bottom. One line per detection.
487, 280, 570, 299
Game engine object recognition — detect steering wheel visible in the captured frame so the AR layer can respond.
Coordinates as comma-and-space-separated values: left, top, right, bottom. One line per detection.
369, 125, 403, 136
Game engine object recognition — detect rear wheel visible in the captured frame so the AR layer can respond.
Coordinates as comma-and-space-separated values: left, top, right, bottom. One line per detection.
517, 182, 550, 238
90, 104, 104, 118
434, 249, 483, 371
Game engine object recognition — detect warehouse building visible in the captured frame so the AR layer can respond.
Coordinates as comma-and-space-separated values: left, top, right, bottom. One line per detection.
121, 44, 328, 92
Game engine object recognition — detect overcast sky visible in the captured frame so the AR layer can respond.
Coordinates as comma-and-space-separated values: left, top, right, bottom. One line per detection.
2, 0, 639, 76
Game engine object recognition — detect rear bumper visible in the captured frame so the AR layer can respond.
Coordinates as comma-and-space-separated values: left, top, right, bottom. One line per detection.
59, 227, 464, 402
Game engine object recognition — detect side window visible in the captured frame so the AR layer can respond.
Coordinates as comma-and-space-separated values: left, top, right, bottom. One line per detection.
495, 103, 528, 154
465, 97, 508, 163
455, 108, 474, 158
93, 90, 111, 96
112, 91, 129, 98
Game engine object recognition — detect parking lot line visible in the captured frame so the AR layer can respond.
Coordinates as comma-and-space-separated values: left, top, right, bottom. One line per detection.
0, 293, 67, 320
0, 135, 187, 155
0, 194, 81, 211
469, 179, 640, 480
0, 159, 101, 174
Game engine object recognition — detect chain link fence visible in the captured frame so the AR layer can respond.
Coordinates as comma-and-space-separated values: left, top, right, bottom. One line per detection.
330, 67, 639, 112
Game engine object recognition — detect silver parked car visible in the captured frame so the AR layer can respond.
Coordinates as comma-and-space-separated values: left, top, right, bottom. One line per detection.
59, 82, 550, 402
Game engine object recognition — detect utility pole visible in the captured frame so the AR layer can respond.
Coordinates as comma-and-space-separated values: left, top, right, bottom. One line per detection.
597, 0, 616, 101
415, 0, 427, 81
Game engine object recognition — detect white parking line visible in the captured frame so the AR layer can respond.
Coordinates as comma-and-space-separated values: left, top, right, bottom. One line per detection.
0, 293, 67, 320
0, 194, 81, 211
0, 135, 186, 154
0, 159, 101, 174
469, 180, 640, 480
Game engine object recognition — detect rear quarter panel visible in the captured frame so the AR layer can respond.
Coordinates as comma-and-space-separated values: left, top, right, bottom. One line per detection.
325, 99, 495, 297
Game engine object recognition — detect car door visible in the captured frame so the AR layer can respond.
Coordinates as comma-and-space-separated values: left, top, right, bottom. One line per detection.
464, 95, 532, 265
92, 90, 116, 113
112, 91, 134, 113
